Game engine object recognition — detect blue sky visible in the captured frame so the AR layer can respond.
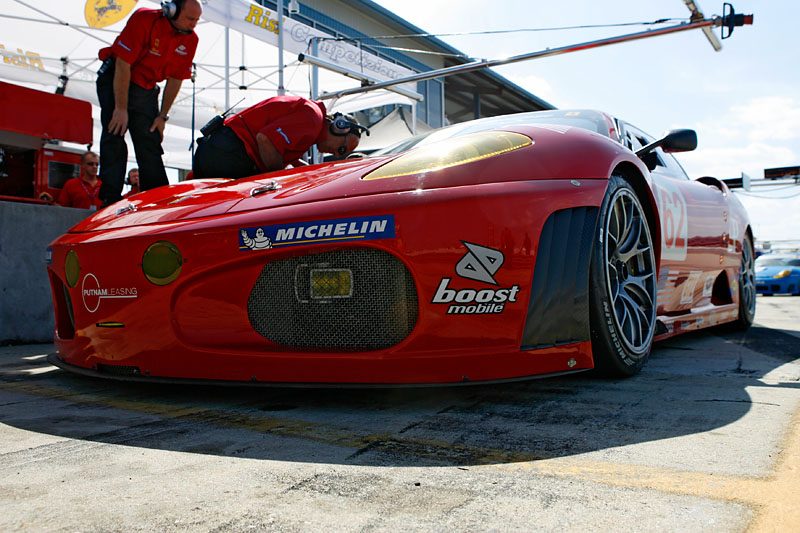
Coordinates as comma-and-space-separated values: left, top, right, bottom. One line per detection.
371, 0, 800, 242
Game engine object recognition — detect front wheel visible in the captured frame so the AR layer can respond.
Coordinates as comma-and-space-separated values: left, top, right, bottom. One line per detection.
589, 175, 657, 377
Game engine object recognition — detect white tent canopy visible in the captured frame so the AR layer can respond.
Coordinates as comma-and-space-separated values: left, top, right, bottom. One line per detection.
0, 0, 418, 172
356, 107, 431, 153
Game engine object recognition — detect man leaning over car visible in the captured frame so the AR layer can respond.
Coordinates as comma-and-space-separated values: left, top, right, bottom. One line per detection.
192, 95, 367, 179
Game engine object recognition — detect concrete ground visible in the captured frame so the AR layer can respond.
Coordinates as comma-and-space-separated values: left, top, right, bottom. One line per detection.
1, 295, 798, 532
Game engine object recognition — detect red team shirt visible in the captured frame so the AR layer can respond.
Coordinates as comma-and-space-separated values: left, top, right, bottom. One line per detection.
225, 96, 327, 171
57, 178, 103, 210
99, 8, 198, 89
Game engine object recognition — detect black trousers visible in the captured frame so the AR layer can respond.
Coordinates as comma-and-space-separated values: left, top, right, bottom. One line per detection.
192, 125, 259, 180
96, 59, 169, 205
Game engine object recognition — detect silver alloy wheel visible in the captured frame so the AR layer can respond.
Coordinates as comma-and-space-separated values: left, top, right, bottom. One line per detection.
604, 189, 657, 355
740, 236, 756, 316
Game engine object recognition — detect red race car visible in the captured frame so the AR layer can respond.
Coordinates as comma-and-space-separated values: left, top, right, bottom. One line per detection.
46, 109, 756, 385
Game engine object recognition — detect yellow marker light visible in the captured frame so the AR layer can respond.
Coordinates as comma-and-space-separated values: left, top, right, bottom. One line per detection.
65, 249, 80, 288
363, 131, 532, 181
774, 269, 791, 279
310, 268, 353, 299
142, 241, 183, 286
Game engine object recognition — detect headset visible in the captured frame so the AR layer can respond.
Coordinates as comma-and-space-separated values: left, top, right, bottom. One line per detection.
328, 113, 370, 138
161, 0, 184, 21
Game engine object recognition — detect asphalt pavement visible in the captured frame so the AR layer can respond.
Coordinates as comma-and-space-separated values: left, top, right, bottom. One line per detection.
1, 296, 798, 531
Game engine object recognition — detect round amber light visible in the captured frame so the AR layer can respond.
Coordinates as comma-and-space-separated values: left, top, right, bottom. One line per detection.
142, 241, 182, 286
65, 250, 80, 288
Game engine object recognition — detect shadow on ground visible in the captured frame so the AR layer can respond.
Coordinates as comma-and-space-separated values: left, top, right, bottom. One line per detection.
1, 326, 798, 467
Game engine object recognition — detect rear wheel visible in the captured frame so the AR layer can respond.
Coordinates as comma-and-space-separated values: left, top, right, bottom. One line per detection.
589, 175, 657, 377
728, 232, 756, 330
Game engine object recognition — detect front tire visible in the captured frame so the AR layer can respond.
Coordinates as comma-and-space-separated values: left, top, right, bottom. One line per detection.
727, 232, 756, 330
589, 175, 657, 377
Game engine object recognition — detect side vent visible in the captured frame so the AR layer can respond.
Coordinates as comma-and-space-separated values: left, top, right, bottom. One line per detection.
521, 207, 598, 349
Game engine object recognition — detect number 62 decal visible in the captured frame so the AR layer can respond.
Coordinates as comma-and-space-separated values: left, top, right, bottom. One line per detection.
654, 180, 688, 261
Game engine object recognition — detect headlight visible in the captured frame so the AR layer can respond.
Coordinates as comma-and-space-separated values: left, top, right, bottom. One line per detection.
363, 131, 532, 181
773, 269, 791, 279
65, 250, 80, 288
142, 241, 182, 285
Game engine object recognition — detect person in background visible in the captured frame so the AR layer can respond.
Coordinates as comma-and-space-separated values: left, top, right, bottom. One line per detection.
192, 95, 367, 180
96, 0, 202, 205
123, 167, 140, 197
56, 151, 103, 210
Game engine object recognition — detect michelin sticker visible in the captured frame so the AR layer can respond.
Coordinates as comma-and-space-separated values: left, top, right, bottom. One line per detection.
433, 242, 520, 315
239, 215, 395, 251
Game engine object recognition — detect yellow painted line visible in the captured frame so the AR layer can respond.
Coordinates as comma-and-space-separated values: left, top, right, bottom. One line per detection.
4, 379, 799, 530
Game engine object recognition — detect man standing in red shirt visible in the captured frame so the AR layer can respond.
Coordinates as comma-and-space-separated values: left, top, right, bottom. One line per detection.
192, 96, 367, 179
57, 152, 103, 210
96, 0, 202, 205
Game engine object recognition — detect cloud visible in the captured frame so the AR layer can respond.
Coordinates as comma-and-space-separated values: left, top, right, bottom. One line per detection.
690, 96, 800, 143
732, 96, 800, 142
678, 95, 800, 179
501, 73, 561, 105
678, 143, 796, 180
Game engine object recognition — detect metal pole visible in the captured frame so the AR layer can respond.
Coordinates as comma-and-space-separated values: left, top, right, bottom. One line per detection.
224, 26, 230, 110
277, 0, 285, 96
318, 18, 725, 101
310, 37, 319, 163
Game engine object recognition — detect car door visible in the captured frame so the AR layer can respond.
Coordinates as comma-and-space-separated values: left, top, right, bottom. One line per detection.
618, 122, 729, 314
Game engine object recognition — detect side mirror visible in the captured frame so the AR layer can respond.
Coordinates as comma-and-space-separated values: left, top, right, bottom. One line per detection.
635, 129, 697, 158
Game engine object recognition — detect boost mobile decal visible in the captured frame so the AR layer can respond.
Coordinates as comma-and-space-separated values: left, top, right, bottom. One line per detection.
433, 242, 520, 315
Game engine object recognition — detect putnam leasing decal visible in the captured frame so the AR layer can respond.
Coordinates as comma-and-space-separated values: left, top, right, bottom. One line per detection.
433, 242, 520, 315
81, 273, 137, 313
239, 215, 395, 251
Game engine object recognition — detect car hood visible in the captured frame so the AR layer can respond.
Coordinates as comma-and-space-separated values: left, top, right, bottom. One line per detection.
69, 157, 388, 232
756, 265, 800, 277
68, 125, 630, 233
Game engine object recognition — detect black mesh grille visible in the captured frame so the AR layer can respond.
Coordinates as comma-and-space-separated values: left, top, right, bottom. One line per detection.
96, 364, 140, 376
248, 248, 418, 351
50, 273, 75, 340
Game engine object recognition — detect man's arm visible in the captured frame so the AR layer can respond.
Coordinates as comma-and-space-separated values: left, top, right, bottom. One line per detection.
150, 77, 183, 140
255, 133, 285, 172
56, 182, 73, 207
108, 58, 132, 136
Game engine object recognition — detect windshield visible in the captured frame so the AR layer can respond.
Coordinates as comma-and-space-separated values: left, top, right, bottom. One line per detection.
756, 256, 800, 267
372, 109, 613, 156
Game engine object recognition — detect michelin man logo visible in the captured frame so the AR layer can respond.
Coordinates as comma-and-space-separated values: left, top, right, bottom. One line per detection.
240, 227, 272, 250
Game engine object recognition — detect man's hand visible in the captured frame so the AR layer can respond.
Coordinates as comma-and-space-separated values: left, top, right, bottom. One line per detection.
108, 108, 129, 136
149, 115, 167, 141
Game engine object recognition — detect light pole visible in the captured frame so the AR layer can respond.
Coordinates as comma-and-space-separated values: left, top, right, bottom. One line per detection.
277, 0, 285, 96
